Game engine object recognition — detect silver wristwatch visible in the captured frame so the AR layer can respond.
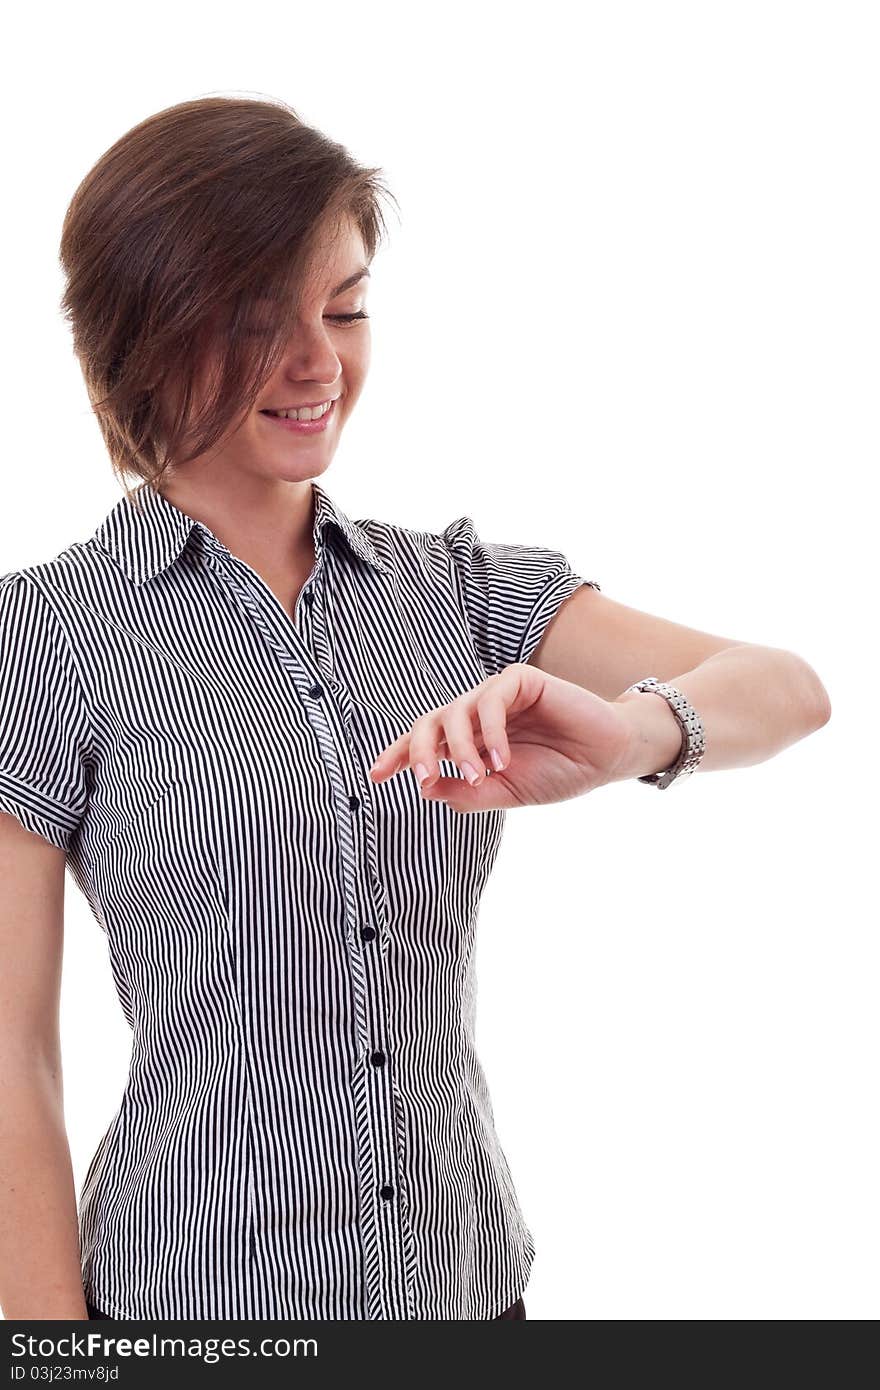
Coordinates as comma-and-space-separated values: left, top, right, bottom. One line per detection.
622, 677, 706, 789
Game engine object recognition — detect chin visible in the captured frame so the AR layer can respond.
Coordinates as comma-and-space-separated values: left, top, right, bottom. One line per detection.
263, 454, 335, 484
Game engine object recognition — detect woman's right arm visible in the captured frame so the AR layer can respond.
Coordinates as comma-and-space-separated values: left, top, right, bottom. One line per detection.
0, 813, 89, 1320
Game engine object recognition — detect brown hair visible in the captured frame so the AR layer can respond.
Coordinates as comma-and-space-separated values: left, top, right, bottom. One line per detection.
59, 95, 398, 499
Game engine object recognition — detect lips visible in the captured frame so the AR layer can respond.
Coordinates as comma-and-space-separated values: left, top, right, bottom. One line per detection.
260, 397, 338, 417
258, 398, 337, 433
261, 409, 327, 419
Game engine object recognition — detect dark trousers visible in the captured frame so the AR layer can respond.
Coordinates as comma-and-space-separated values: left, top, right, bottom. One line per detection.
494, 1295, 526, 1319
87, 1295, 526, 1320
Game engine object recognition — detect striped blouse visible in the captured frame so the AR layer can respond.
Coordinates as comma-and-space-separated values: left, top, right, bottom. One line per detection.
0, 478, 599, 1321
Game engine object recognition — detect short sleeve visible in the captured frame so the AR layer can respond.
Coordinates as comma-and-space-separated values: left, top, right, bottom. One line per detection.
0, 572, 91, 852
440, 515, 601, 678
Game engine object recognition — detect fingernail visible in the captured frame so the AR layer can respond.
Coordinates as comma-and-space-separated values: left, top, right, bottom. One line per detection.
460, 761, 482, 786
415, 762, 429, 785
490, 748, 505, 771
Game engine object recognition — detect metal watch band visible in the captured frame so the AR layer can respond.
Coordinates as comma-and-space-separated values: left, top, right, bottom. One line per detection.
622, 677, 706, 789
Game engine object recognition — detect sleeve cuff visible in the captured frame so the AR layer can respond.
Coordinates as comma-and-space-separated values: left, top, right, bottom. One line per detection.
516, 574, 601, 667
0, 774, 80, 852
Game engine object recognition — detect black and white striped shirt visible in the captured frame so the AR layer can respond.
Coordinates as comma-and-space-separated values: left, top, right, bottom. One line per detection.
0, 479, 599, 1320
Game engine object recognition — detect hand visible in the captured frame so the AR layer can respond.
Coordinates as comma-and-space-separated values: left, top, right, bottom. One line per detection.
368, 662, 634, 812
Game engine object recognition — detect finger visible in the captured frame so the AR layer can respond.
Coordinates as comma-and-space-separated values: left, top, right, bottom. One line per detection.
371, 687, 512, 786
419, 773, 513, 814
370, 671, 513, 783
374, 708, 453, 786
371, 731, 454, 782
369, 735, 409, 781
407, 711, 450, 790
423, 679, 515, 787
472, 685, 511, 774
437, 701, 490, 788
408, 703, 502, 791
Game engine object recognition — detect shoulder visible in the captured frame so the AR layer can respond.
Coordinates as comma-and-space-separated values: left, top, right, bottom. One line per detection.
0, 564, 67, 650
0, 545, 100, 677
354, 509, 579, 591
1, 540, 99, 611
0, 566, 47, 612
360, 512, 474, 544
352, 511, 476, 576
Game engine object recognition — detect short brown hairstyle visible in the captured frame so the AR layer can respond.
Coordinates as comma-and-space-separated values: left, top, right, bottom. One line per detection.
59, 95, 398, 497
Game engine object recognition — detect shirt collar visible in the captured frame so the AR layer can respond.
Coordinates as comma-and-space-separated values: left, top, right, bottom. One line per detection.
91, 478, 390, 586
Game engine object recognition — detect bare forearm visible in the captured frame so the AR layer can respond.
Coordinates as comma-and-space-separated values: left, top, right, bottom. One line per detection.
610, 644, 831, 780
0, 1073, 88, 1320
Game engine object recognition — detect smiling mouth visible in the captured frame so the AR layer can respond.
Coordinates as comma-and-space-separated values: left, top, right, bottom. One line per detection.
258, 398, 338, 432
260, 399, 335, 421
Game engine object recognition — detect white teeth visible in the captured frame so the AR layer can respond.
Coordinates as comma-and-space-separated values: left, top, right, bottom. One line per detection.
268, 400, 332, 421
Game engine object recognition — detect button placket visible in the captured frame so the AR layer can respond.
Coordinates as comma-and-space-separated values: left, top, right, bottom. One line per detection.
202, 546, 416, 1320
310, 559, 392, 954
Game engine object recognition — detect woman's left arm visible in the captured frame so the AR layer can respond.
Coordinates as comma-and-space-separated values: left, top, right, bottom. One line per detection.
530, 584, 831, 779
369, 586, 831, 808
610, 644, 831, 780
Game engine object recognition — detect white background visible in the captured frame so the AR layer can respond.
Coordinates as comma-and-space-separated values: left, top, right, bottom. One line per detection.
1, 0, 875, 1320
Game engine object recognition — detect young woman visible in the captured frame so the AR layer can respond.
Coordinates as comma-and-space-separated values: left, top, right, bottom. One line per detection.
0, 95, 831, 1322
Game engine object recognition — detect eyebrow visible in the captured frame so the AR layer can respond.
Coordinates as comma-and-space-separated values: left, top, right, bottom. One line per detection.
330, 266, 370, 297
258, 266, 370, 308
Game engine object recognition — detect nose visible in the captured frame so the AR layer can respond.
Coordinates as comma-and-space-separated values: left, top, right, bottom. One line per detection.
278, 322, 342, 387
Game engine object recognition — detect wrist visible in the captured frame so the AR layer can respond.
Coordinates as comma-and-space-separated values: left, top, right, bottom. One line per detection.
611, 689, 686, 782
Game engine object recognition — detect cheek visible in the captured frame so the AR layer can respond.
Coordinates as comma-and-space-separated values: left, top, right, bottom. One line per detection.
342, 340, 370, 393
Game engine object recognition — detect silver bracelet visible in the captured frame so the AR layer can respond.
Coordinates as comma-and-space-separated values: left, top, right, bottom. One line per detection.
622, 677, 706, 789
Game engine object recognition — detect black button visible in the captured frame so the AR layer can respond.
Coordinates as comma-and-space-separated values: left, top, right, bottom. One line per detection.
308, 683, 323, 698
380, 1184, 394, 1201
360, 926, 376, 943
370, 1049, 386, 1067
304, 590, 313, 605
348, 795, 360, 811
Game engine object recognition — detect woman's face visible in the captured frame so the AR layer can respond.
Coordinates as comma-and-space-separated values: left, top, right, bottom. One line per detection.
169, 215, 371, 487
